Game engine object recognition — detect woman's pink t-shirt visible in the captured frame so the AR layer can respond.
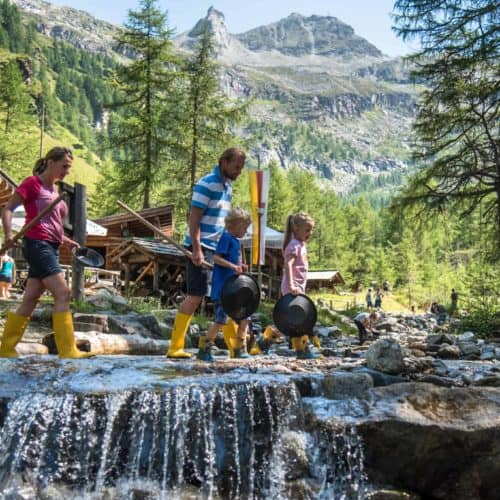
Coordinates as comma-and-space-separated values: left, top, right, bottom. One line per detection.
281, 238, 308, 295
16, 176, 67, 243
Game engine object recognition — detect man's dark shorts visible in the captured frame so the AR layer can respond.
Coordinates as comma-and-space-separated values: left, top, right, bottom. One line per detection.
185, 246, 214, 296
23, 237, 62, 279
0, 276, 12, 283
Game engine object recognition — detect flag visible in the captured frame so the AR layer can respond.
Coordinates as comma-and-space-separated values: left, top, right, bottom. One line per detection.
248, 169, 270, 266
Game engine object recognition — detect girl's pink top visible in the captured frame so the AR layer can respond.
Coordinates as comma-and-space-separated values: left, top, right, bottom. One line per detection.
281, 238, 308, 295
16, 176, 67, 243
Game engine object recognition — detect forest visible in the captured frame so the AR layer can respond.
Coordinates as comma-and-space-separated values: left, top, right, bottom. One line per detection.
0, 0, 498, 333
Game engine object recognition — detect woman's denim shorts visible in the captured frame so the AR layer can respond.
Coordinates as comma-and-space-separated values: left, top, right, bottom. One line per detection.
22, 237, 62, 279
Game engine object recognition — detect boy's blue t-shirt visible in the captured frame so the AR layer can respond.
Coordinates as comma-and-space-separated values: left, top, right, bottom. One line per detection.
210, 230, 241, 301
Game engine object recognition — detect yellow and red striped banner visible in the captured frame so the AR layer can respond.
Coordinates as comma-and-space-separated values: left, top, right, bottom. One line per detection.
248, 169, 270, 266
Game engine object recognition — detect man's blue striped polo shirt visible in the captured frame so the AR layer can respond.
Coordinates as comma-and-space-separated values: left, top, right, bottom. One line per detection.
184, 165, 232, 251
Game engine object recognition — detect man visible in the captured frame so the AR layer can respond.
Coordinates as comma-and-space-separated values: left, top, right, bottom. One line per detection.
167, 147, 246, 358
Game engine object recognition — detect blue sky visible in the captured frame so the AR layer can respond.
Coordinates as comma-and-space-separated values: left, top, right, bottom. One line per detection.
50, 0, 415, 57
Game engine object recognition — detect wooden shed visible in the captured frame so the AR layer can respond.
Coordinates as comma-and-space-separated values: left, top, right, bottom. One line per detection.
74, 204, 176, 270
306, 270, 346, 293
110, 237, 187, 305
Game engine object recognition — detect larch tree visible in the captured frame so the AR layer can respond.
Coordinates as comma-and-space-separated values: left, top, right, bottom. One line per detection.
392, 0, 500, 258
104, 0, 181, 209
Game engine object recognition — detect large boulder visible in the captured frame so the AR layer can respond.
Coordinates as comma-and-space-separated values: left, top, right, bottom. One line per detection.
365, 338, 404, 374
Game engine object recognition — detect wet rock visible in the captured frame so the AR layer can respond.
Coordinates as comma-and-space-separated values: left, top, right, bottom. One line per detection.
457, 341, 481, 357
418, 374, 457, 387
366, 338, 404, 374
353, 367, 406, 387
281, 431, 310, 479
367, 489, 420, 500
107, 312, 163, 339
472, 374, 500, 387
437, 344, 461, 359
458, 331, 476, 342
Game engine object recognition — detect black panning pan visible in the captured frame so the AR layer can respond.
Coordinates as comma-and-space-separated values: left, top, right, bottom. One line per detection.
221, 273, 260, 321
273, 293, 317, 337
72, 247, 105, 268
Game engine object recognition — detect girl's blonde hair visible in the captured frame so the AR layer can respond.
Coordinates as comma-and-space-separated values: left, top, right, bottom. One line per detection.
282, 212, 315, 250
225, 207, 251, 227
33, 147, 73, 175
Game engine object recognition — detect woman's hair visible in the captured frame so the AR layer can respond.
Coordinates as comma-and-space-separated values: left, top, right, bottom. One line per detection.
33, 147, 73, 175
282, 212, 315, 250
225, 207, 251, 227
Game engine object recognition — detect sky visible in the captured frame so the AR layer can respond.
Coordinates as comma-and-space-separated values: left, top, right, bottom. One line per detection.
49, 0, 416, 57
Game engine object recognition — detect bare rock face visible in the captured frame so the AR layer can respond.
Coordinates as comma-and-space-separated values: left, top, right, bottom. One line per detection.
236, 13, 382, 58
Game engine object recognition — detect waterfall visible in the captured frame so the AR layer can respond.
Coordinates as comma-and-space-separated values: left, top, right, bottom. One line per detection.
0, 377, 366, 499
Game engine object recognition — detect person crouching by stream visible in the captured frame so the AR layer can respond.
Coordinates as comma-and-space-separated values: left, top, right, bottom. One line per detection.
0, 147, 93, 359
354, 310, 380, 345
197, 208, 252, 362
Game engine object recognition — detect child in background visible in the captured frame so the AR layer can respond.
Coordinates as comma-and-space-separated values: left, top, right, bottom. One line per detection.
281, 212, 320, 359
0, 252, 14, 299
197, 208, 252, 362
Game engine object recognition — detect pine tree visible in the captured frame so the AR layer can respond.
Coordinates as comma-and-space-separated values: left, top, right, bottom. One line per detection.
393, 0, 500, 257
181, 24, 248, 193
104, 0, 180, 208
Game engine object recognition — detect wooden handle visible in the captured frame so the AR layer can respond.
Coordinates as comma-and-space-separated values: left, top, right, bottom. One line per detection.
116, 200, 213, 269
0, 193, 66, 255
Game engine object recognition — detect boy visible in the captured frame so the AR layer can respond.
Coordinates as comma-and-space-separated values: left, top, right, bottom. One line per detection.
197, 208, 252, 362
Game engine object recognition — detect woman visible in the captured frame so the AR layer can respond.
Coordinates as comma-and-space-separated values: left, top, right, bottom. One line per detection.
0, 147, 93, 358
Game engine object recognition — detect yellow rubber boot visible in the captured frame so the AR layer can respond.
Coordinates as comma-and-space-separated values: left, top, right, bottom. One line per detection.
222, 320, 238, 358
311, 335, 321, 349
291, 336, 304, 353
0, 312, 30, 358
250, 325, 275, 355
53, 311, 94, 359
167, 312, 193, 358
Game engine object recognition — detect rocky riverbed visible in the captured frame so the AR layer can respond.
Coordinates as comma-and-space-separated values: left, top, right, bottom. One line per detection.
1, 294, 499, 499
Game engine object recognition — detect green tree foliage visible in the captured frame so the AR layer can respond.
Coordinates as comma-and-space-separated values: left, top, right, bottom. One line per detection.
393, 0, 500, 258
0, 59, 37, 173
103, 0, 180, 209
181, 24, 248, 196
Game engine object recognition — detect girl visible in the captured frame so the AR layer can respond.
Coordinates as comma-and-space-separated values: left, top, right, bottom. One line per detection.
281, 212, 319, 359
0, 147, 93, 358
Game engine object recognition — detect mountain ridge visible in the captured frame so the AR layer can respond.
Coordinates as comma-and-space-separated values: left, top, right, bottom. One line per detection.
11, 0, 417, 195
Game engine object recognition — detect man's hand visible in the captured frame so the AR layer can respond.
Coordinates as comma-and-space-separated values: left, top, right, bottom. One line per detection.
232, 264, 243, 274
191, 247, 205, 267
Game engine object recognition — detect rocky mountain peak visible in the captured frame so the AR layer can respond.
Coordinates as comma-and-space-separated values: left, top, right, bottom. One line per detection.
236, 12, 382, 58
186, 7, 232, 54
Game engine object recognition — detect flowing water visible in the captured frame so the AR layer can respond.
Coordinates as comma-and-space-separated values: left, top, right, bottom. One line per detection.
0, 359, 367, 499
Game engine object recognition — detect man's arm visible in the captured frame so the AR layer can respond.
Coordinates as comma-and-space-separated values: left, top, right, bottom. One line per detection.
188, 206, 204, 266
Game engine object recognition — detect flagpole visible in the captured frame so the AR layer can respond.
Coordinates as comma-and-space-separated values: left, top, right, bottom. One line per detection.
257, 154, 263, 292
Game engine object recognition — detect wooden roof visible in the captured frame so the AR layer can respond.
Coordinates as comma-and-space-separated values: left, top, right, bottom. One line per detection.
0, 170, 18, 208
307, 270, 345, 284
95, 204, 175, 238
111, 237, 186, 262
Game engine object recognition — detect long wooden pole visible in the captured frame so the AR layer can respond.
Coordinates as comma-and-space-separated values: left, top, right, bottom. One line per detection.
116, 200, 213, 269
0, 193, 66, 255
